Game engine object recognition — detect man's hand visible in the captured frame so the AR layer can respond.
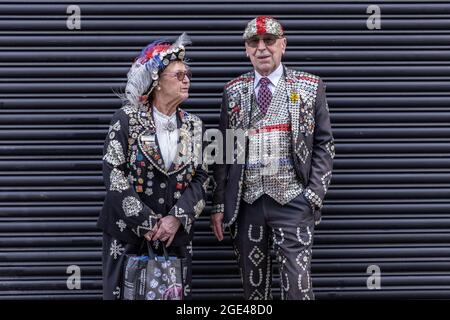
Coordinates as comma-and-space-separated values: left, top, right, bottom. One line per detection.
151, 215, 181, 247
210, 212, 224, 241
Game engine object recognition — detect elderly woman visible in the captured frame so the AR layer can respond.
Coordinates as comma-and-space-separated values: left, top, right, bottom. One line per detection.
97, 33, 208, 300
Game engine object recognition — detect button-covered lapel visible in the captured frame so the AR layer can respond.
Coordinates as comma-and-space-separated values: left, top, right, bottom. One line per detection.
167, 109, 192, 174
137, 105, 194, 176
226, 72, 254, 130
241, 74, 254, 130
137, 104, 168, 174
285, 67, 302, 150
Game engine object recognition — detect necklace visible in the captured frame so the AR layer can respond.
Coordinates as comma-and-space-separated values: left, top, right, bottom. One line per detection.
153, 106, 177, 132
163, 121, 176, 132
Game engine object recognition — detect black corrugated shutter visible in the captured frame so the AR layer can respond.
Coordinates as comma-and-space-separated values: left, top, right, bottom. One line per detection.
1, 0, 450, 299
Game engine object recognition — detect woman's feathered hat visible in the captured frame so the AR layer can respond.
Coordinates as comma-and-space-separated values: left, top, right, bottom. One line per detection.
123, 33, 191, 106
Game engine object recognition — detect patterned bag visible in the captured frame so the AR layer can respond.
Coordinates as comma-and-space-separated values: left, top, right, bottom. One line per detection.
122, 241, 184, 300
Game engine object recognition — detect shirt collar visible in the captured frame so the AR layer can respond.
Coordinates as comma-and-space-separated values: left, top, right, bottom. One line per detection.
153, 106, 177, 123
254, 63, 284, 88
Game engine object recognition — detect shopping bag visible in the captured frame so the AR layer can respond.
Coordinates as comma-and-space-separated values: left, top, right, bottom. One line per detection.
122, 241, 184, 300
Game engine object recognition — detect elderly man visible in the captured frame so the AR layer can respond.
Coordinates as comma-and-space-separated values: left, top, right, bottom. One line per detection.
211, 16, 334, 300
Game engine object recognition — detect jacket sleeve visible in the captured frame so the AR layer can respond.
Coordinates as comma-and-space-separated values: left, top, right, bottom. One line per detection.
167, 121, 209, 234
303, 79, 335, 210
211, 90, 229, 214
102, 109, 158, 237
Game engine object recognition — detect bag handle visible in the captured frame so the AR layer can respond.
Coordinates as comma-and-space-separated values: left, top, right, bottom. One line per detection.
140, 240, 170, 261
161, 242, 170, 261
146, 241, 156, 260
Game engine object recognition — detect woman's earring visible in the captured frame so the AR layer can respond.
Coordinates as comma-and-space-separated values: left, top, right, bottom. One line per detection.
157, 86, 161, 91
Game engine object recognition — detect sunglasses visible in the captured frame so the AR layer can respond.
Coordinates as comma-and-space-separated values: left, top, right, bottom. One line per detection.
160, 70, 192, 81
246, 35, 281, 48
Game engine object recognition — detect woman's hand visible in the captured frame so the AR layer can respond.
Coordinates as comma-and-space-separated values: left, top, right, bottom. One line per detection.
144, 224, 159, 242
150, 215, 181, 247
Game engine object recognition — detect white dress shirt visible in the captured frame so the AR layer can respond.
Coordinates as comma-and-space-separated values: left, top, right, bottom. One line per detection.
153, 107, 179, 170
254, 63, 284, 96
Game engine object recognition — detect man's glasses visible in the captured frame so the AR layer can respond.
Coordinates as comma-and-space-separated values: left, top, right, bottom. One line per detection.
160, 70, 192, 81
246, 35, 281, 48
